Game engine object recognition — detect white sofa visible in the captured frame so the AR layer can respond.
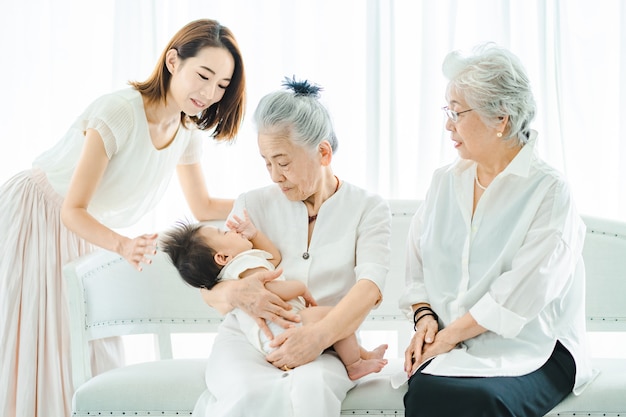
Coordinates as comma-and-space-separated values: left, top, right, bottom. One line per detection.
66, 199, 626, 416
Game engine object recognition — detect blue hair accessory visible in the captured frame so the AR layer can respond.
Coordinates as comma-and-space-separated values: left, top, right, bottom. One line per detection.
282, 75, 322, 98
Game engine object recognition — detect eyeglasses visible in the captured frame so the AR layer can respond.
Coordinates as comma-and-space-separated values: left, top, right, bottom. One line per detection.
442, 106, 473, 123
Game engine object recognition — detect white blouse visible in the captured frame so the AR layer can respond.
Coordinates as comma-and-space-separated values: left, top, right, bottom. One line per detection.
399, 131, 594, 394
231, 181, 391, 307
32, 88, 204, 228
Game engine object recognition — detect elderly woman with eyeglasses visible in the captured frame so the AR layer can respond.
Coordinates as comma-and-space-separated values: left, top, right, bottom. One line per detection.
399, 44, 594, 417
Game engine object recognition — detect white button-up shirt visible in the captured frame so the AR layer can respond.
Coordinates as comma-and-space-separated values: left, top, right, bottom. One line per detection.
233, 181, 391, 307
399, 131, 593, 394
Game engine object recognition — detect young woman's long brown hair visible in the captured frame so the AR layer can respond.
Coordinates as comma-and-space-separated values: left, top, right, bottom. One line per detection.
131, 19, 245, 141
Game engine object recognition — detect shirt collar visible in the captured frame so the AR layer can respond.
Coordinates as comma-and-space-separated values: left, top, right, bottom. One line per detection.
502, 129, 538, 178
451, 129, 538, 178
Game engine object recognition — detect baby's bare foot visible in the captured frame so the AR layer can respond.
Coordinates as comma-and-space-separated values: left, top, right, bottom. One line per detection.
363, 344, 388, 360
346, 358, 388, 380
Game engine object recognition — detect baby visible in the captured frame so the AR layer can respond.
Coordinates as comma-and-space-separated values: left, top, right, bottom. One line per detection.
160, 211, 388, 380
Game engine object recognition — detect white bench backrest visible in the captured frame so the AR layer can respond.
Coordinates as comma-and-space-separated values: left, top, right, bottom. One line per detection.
65, 247, 223, 387
581, 215, 626, 331
65, 200, 626, 388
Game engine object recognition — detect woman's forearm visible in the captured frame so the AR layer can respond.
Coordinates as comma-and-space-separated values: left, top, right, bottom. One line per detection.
315, 279, 381, 347
196, 198, 234, 221
439, 312, 487, 346
61, 206, 129, 254
176, 163, 234, 221
62, 205, 158, 271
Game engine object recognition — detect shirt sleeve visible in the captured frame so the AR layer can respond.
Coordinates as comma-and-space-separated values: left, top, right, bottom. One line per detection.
79, 93, 134, 159
354, 196, 392, 307
470, 180, 586, 338
398, 168, 443, 319
218, 250, 274, 281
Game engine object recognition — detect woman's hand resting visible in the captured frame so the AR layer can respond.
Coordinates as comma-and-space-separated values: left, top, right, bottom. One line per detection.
120, 233, 158, 271
403, 315, 441, 377
266, 323, 326, 371
404, 311, 486, 377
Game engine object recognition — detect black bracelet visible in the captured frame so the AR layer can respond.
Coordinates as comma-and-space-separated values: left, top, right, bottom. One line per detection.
412, 306, 436, 323
413, 306, 438, 331
413, 313, 437, 330
413, 306, 433, 320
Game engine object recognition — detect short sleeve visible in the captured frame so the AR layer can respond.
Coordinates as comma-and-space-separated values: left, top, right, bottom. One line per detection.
217, 250, 274, 280
178, 129, 205, 165
354, 196, 392, 306
79, 93, 134, 159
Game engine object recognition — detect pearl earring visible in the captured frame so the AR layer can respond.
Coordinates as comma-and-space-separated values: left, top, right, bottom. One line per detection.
497, 132, 503, 138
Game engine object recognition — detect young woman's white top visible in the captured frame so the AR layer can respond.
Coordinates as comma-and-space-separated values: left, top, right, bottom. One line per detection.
33, 88, 203, 228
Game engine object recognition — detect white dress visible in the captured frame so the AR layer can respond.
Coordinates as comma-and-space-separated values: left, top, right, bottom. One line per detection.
0, 88, 204, 417
218, 249, 306, 354
192, 182, 391, 417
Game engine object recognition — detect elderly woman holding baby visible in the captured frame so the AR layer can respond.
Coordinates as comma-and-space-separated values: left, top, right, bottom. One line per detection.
191, 78, 392, 417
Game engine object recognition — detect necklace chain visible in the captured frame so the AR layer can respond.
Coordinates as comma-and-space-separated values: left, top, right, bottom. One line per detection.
475, 172, 488, 191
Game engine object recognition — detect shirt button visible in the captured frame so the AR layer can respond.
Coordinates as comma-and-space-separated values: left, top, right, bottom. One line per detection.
302, 252, 310, 260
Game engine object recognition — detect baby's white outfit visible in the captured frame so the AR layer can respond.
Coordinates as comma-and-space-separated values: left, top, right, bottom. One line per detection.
218, 249, 305, 354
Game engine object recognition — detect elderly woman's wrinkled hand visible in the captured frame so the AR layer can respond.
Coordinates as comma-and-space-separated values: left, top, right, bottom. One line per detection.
233, 268, 301, 338
420, 330, 457, 364
266, 324, 325, 371
404, 315, 439, 377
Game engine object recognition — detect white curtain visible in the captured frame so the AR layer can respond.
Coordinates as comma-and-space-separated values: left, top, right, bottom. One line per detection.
1, 0, 624, 235
375, 0, 626, 220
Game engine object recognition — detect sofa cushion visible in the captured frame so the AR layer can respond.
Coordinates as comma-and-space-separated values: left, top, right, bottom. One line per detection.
72, 358, 208, 415
547, 358, 626, 415
72, 357, 626, 416
71, 358, 407, 416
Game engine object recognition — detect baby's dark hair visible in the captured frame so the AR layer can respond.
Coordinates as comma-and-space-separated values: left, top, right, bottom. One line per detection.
160, 220, 222, 290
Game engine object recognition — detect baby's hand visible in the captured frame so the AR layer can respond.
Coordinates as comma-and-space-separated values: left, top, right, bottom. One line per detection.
226, 209, 257, 240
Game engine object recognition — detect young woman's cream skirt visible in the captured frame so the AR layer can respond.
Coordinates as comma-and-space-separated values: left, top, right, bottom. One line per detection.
0, 169, 123, 417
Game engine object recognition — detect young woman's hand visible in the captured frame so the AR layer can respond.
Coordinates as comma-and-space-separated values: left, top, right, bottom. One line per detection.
120, 233, 159, 271
226, 209, 257, 240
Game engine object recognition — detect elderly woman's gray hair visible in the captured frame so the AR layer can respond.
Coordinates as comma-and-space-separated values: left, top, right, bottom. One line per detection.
253, 79, 338, 153
443, 43, 536, 145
